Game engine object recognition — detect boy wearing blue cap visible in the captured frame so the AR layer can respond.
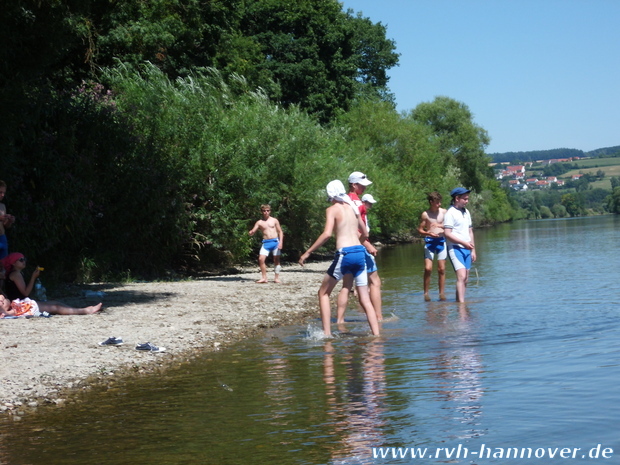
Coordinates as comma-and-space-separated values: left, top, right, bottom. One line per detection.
443, 188, 476, 302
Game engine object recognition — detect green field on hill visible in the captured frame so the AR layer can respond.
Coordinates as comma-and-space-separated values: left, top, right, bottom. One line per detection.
524, 157, 620, 190
567, 157, 620, 189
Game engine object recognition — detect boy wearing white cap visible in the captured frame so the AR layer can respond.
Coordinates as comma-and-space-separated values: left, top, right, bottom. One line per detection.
336, 172, 383, 324
299, 180, 380, 337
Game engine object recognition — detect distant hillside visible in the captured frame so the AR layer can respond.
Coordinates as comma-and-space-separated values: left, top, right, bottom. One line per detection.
489, 146, 620, 164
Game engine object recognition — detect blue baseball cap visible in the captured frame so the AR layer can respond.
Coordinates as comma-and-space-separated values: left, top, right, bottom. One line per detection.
450, 187, 471, 197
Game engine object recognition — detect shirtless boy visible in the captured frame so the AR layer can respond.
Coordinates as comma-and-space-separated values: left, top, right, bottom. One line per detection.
417, 191, 447, 301
299, 180, 380, 337
336, 172, 383, 323
249, 204, 284, 283
0, 181, 16, 259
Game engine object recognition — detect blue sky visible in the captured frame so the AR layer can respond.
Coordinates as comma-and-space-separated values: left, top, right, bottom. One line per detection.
340, 0, 620, 154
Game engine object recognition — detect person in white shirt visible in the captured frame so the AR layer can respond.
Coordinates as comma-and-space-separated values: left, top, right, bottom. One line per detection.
443, 188, 476, 303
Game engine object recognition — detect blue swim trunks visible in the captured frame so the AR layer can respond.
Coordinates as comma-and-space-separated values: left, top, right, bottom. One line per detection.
365, 250, 378, 274
327, 245, 368, 287
424, 237, 447, 261
259, 238, 281, 256
0, 234, 7, 260
448, 245, 472, 271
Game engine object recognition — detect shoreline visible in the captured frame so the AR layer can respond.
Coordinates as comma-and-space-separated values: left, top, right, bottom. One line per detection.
1, 261, 329, 418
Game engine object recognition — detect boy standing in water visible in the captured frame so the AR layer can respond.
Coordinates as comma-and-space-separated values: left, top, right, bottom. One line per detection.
299, 180, 380, 337
443, 188, 476, 303
336, 172, 383, 323
249, 204, 284, 283
417, 191, 447, 301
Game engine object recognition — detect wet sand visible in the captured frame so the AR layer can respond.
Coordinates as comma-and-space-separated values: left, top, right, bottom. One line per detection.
0, 261, 331, 417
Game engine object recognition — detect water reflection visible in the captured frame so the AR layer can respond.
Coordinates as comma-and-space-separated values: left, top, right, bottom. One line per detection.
426, 302, 485, 440
323, 339, 387, 464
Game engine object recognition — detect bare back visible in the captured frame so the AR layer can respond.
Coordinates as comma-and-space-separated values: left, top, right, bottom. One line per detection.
330, 203, 364, 249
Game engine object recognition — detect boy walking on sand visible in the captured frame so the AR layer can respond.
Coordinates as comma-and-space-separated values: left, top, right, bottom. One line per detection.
418, 191, 447, 301
249, 204, 284, 283
443, 188, 476, 303
299, 180, 380, 337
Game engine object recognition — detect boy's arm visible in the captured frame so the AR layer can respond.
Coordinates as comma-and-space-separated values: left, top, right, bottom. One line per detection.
299, 210, 335, 266
275, 219, 284, 249
470, 228, 477, 262
417, 212, 431, 237
443, 228, 475, 250
248, 221, 260, 236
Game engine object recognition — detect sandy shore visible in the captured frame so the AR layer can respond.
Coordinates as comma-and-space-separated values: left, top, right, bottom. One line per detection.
0, 261, 329, 417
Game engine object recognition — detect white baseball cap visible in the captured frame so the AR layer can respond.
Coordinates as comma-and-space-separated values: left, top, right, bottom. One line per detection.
361, 194, 377, 204
348, 171, 372, 186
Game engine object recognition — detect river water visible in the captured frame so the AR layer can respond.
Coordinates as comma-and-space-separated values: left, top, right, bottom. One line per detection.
2, 216, 620, 464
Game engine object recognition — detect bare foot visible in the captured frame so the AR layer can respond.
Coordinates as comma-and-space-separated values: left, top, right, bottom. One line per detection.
274, 278, 281, 284
85, 303, 103, 314
439, 293, 447, 301
255, 279, 268, 284
424, 294, 431, 302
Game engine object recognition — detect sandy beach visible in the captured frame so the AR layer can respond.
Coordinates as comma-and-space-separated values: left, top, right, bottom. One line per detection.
0, 261, 330, 417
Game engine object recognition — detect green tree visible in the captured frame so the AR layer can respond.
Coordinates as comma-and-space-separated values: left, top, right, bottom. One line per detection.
409, 96, 492, 192
561, 193, 584, 217
240, 0, 399, 122
607, 187, 620, 214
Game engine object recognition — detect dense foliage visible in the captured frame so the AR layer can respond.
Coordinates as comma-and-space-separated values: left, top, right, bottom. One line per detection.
1, 0, 511, 282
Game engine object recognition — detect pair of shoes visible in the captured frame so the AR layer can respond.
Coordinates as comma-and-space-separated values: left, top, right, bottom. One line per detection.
99, 336, 123, 346
135, 342, 166, 353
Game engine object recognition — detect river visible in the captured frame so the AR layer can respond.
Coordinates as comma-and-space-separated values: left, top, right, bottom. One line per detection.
2, 216, 620, 464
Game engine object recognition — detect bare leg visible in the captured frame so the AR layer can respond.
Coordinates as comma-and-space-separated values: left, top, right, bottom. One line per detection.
368, 271, 383, 321
423, 258, 433, 301
438, 259, 446, 300
39, 301, 103, 315
455, 268, 469, 303
256, 255, 268, 283
317, 275, 338, 337
356, 286, 380, 336
273, 255, 281, 283
336, 282, 353, 323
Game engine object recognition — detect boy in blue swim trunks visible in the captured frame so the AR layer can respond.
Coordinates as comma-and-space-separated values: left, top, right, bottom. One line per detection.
443, 188, 476, 303
417, 191, 447, 301
299, 180, 380, 337
336, 172, 383, 324
249, 204, 284, 283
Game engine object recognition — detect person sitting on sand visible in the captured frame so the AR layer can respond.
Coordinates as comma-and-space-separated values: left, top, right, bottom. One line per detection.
0, 293, 102, 318
298, 180, 380, 337
1, 253, 103, 316
249, 204, 284, 283
2, 252, 41, 301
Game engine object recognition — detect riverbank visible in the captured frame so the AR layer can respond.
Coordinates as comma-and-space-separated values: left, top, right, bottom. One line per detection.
0, 261, 330, 417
